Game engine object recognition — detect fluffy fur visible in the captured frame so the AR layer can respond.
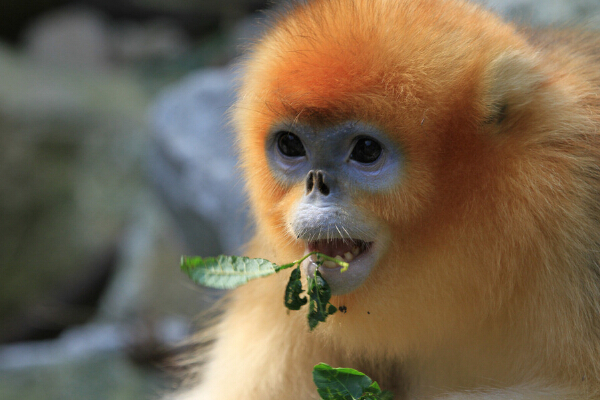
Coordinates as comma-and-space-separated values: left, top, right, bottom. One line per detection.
172, 0, 600, 398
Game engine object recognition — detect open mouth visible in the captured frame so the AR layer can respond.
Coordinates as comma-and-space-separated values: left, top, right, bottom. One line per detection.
302, 238, 378, 295
306, 239, 373, 268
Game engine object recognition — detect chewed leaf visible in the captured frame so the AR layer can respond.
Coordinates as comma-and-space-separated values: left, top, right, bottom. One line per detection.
313, 363, 393, 400
285, 266, 308, 310
307, 271, 337, 330
181, 255, 277, 289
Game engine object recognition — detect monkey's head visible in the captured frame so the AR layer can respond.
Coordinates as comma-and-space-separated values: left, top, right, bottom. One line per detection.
233, 0, 596, 339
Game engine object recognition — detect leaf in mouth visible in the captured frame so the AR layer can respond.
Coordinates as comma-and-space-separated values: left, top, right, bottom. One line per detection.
181, 252, 346, 329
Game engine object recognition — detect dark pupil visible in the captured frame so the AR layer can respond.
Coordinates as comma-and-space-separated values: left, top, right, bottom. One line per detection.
350, 137, 382, 163
277, 132, 305, 157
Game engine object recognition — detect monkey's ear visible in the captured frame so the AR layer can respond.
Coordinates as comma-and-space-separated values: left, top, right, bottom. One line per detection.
482, 50, 543, 125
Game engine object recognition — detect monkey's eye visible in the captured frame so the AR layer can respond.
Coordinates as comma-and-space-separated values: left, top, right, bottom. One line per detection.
276, 131, 306, 158
350, 137, 382, 164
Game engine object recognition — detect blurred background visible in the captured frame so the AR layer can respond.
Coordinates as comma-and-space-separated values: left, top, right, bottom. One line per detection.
1, 0, 599, 399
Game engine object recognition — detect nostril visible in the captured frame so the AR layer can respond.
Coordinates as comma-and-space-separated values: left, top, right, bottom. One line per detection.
306, 170, 330, 196
306, 171, 315, 194
316, 171, 330, 196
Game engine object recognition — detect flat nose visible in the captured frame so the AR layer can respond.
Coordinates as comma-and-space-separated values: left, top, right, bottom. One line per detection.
305, 170, 330, 196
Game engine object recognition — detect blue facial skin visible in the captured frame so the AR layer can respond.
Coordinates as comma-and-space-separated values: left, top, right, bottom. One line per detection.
265, 120, 404, 196
266, 120, 404, 241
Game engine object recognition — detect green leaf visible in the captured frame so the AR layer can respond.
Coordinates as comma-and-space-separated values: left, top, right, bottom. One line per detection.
181, 253, 340, 330
313, 363, 375, 400
181, 255, 278, 289
284, 265, 308, 310
313, 363, 393, 400
307, 272, 337, 330
360, 382, 394, 400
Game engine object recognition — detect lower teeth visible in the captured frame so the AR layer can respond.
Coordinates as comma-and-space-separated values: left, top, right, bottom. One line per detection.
309, 242, 368, 268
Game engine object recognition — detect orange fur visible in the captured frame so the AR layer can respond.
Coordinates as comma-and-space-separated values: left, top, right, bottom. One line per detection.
172, 0, 600, 399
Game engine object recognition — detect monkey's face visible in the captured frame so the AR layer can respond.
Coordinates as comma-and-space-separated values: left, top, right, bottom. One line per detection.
264, 121, 404, 294
235, 0, 544, 305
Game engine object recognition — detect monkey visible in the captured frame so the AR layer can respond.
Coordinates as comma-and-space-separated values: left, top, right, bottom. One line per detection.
170, 0, 600, 399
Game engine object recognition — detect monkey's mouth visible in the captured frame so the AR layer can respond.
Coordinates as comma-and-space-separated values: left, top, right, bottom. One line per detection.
306, 239, 372, 267
302, 239, 377, 295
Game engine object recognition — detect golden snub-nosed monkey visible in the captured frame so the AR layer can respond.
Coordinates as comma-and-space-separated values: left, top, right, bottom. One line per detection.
170, 0, 600, 399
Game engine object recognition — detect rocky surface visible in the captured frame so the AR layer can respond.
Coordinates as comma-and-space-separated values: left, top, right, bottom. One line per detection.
150, 68, 251, 255
484, 0, 600, 25
0, 6, 224, 399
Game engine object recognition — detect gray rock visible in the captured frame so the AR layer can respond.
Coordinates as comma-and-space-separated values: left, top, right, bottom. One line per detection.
24, 7, 112, 70
23, 6, 191, 70
150, 68, 251, 255
480, 0, 600, 24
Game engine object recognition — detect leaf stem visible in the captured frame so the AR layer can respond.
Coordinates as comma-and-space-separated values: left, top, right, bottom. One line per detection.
275, 251, 350, 272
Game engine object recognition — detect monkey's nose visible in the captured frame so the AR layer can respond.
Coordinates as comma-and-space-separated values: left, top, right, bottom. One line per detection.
305, 170, 330, 196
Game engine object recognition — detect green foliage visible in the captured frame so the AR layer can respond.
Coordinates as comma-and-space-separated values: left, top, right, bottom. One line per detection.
181, 253, 393, 399
313, 364, 394, 400
306, 271, 337, 330
281, 264, 337, 329
284, 265, 308, 310
181, 255, 277, 289
181, 252, 339, 330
